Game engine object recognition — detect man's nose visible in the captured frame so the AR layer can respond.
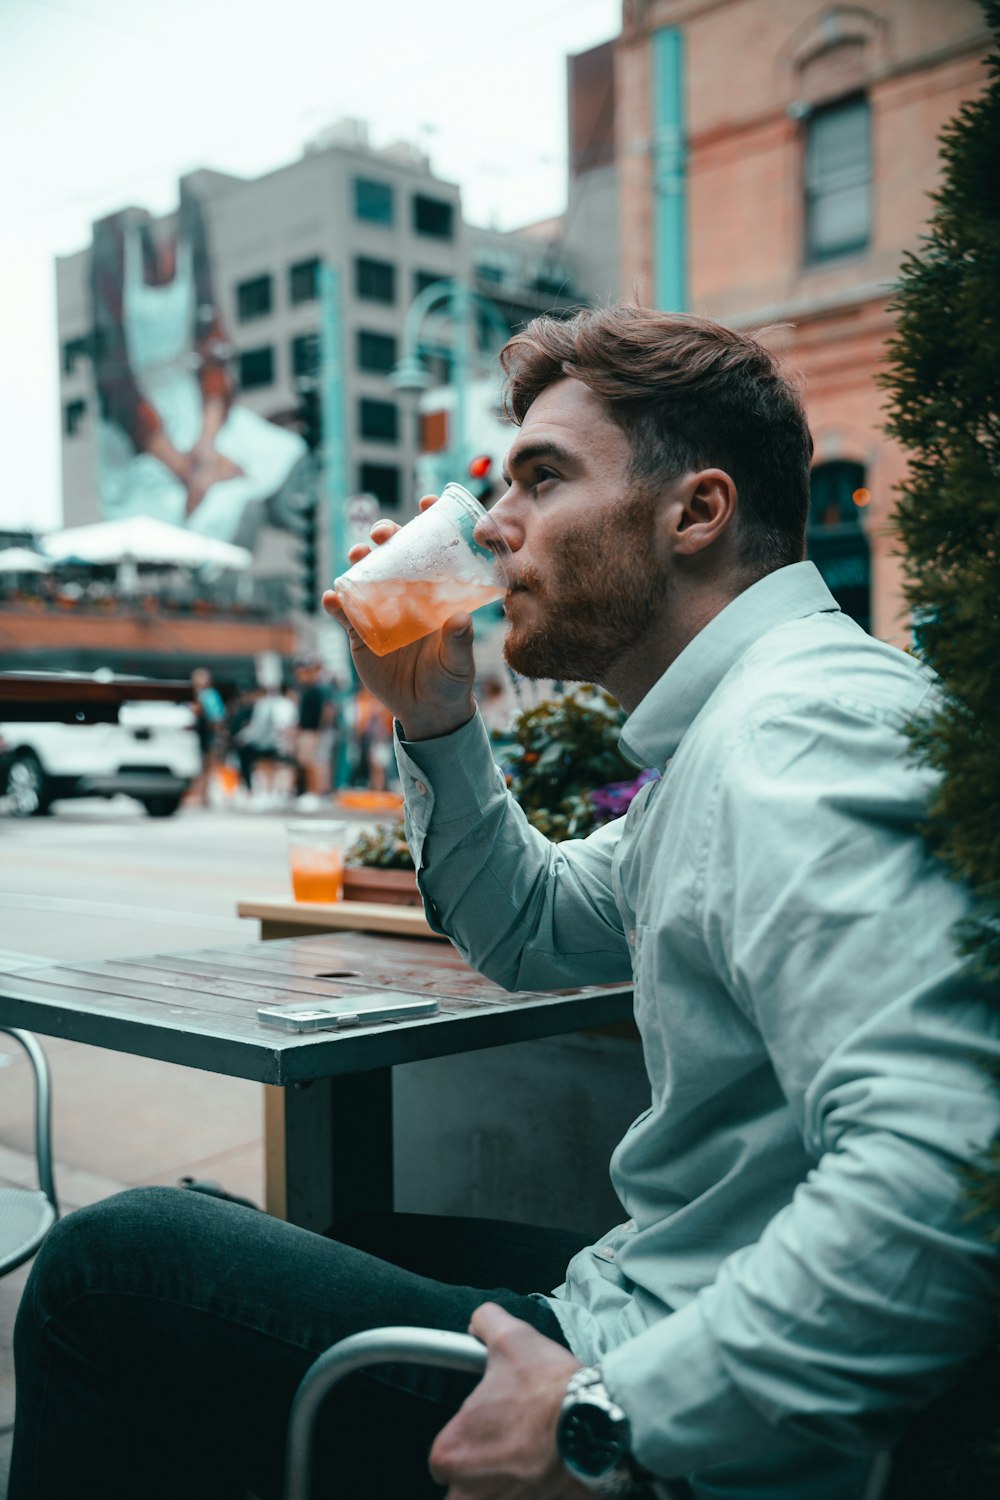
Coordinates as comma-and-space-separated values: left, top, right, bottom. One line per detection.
483, 493, 524, 553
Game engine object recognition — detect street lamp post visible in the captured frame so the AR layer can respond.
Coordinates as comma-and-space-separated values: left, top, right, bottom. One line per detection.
390, 279, 511, 503
318, 264, 348, 579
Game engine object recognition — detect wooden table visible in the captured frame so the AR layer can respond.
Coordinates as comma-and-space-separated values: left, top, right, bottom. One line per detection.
236, 895, 439, 942
0, 934, 633, 1232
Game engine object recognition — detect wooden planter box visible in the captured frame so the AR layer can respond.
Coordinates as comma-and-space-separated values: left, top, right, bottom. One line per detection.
342, 866, 421, 907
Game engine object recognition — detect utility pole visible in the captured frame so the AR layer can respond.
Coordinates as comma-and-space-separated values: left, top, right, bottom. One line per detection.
319, 264, 347, 584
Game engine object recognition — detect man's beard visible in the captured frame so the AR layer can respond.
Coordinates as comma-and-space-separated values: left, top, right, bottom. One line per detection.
502, 491, 663, 684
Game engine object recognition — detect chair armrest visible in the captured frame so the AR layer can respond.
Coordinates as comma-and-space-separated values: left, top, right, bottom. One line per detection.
284, 1326, 486, 1500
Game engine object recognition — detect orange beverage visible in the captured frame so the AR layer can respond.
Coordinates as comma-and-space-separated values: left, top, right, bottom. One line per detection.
337, 576, 506, 656
333, 483, 512, 655
289, 847, 344, 903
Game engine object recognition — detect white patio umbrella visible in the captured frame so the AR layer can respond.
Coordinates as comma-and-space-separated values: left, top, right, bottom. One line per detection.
41, 516, 252, 571
0, 546, 52, 573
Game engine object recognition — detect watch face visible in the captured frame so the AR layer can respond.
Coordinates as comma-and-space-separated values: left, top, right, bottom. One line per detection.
559, 1399, 628, 1479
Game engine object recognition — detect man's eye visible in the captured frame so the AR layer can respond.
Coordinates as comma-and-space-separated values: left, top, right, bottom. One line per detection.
534, 467, 558, 487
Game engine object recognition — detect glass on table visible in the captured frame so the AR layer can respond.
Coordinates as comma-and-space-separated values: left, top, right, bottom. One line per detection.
287, 821, 349, 904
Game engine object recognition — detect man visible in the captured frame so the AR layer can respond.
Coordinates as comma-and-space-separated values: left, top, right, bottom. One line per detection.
9, 308, 998, 1500
292, 655, 332, 804
185, 665, 226, 806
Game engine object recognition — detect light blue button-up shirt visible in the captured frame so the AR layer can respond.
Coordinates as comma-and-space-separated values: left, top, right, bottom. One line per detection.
397, 563, 1000, 1498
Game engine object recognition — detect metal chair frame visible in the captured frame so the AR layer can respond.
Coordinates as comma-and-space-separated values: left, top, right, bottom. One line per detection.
0, 1025, 59, 1276
283, 1327, 486, 1500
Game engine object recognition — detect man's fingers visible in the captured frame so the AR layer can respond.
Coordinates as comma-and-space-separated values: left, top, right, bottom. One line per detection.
322, 591, 360, 644
369, 518, 400, 542
468, 1301, 521, 1346
344, 518, 402, 567
439, 614, 475, 674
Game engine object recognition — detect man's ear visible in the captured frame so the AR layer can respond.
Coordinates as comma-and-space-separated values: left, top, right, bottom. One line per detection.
668, 469, 738, 557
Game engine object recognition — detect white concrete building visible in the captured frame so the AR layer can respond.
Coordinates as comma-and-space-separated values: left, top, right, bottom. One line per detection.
54, 119, 587, 605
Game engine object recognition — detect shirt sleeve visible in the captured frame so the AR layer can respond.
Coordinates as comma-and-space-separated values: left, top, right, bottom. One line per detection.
396, 712, 632, 991
601, 694, 1000, 1477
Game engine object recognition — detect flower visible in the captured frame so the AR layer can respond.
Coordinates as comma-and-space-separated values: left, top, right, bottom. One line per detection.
589, 768, 660, 820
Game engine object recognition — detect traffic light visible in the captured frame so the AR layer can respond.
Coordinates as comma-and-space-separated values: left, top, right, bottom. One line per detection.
293, 498, 319, 613
296, 384, 322, 451
467, 453, 493, 502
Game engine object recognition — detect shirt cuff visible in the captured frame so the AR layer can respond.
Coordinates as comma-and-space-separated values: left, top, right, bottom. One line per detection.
600, 1297, 777, 1480
395, 711, 505, 845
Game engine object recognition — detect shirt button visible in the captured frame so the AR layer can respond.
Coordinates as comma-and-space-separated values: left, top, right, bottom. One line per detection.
413, 780, 428, 795
628, 928, 637, 945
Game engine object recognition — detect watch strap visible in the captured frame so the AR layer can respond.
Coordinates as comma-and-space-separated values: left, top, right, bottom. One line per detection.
559, 1365, 649, 1497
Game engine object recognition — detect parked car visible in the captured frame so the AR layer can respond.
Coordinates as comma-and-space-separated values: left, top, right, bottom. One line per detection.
0, 701, 200, 817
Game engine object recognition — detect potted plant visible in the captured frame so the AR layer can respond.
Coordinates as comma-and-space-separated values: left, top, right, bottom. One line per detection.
344, 819, 423, 905
343, 685, 655, 901
499, 685, 655, 842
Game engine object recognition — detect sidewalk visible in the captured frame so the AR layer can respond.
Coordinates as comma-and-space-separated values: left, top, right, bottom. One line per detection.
0, 803, 299, 1490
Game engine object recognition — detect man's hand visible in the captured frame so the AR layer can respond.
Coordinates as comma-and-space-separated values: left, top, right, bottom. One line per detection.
429, 1303, 589, 1499
322, 498, 479, 742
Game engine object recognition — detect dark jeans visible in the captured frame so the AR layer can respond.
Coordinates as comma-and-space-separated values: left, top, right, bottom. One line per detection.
9, 1188, 590, 1500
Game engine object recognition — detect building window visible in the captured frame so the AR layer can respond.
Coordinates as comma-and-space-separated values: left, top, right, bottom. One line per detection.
237, 274, 273, 321
355, 256, 396, 303
807, 460, 871, 630
475, 263, 505, 286
358, 397, 399, 443
356, 329, 398, 375
414, 270, 447, 299
532, 267, 572, 296
64, 398, 86, 436
359, 462, 401, 510
289, 258, 321, 305
804, 96, 872, 263
238, 346, 274, 389
291, 332, 320, 381
413, 194, 454, 240
354, 177, 394, 225
63, 335, 90, 376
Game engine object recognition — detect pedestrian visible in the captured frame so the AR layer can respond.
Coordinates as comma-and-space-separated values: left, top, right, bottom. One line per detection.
225, 686, 259, 791
185, 666, 226, 807
9, 306, 999, 1500
477, 673, 511, 736
292, 655, 331, 808
235, 682, 297, 807
352, 686, 395, 791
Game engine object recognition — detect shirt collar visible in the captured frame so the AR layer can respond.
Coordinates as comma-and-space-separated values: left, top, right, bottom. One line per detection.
619, 561, 840, 769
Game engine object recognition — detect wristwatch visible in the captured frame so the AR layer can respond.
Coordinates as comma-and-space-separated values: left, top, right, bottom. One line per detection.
556, 1365, 645, 1496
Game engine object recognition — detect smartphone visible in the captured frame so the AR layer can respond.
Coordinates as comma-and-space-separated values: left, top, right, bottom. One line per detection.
257, 992, 439, 1032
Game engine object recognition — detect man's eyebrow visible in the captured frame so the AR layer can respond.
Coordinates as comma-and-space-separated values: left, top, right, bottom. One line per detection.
501, 440, 576, 485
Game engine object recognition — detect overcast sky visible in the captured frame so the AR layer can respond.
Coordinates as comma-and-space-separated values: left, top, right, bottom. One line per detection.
0, 0, 620, 532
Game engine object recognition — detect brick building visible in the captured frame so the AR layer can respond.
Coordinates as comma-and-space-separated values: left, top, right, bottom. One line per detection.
614, 0, 990, 642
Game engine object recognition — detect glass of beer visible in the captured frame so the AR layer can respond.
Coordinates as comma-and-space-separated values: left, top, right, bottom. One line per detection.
287, 820, 349, 904
333, 483, 512, 656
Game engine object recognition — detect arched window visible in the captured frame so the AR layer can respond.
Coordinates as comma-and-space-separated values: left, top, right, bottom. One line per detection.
807, 460, 871, 631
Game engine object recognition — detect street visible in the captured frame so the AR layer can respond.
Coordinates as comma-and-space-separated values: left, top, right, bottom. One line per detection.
0, 796, 314, 1486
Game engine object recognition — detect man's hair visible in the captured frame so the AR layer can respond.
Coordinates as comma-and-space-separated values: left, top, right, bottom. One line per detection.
499, 305, 813, 574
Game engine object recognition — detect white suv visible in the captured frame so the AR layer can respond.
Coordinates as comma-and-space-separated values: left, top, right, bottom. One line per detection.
0, 700, 201, 818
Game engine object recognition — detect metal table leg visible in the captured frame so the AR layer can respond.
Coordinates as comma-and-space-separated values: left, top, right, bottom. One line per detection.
264, 1068, 394, 1231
